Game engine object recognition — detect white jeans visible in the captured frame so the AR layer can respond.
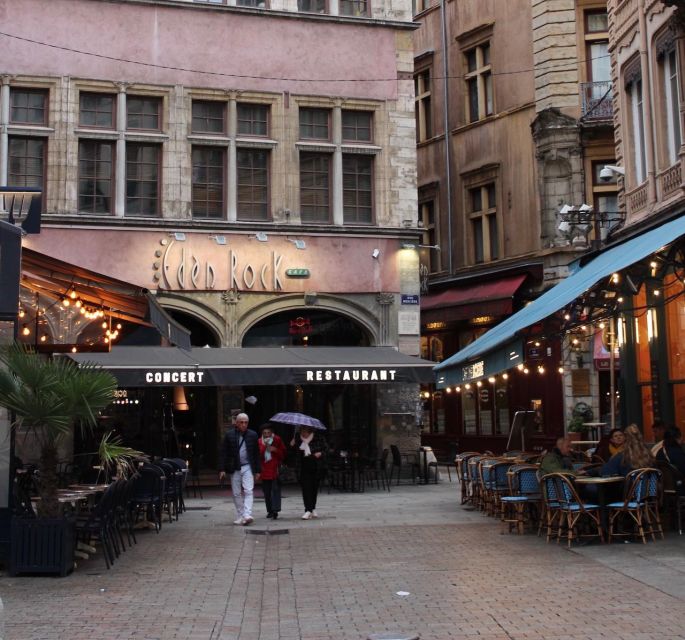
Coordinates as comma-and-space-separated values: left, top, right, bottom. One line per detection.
231, 465, 254, 519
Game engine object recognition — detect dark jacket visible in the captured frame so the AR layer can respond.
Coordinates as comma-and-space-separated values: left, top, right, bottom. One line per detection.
291, 432, 328, 475
657, 444, 685, 476
601, 452, 633, 477
220, 428, 261, 475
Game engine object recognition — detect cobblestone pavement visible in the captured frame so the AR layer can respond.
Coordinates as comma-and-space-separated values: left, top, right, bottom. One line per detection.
2, 481, 685, 640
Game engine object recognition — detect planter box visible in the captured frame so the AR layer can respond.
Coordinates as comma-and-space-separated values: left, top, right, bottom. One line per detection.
10, 516, 75, 577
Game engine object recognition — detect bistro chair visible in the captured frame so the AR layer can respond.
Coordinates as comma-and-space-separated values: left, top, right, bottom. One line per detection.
548, 473, 603, 547
539, 473, 567, 542
607, 468, 663, 544
500, 465, 541, 534
489, 461, 514, 516
131, 465, 164, 532
389, 445, 420, 486
75, 481, 119, 570
455, 452, 479, 504
655, 459, 685, 534
467, 456, 485, 510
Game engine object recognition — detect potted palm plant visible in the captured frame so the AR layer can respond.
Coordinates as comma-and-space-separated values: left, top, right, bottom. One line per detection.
0, 343, 117, 575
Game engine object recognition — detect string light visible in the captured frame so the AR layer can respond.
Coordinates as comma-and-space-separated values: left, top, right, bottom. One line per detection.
488, 377, 496, 384
502, 373, 508, 380
21, 324, 30, 336
476, 380, 482, 387
558, 366, 564, 374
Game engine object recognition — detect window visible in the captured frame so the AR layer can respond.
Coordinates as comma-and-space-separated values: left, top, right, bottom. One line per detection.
237, 149, 269, 220
127, 97, 161, 131
126, 143, 160, 216
236, 0, 266, 6
78, 141, 114, 214
412, 0, 431, 14
627, 72, 647, 184
464, 42, 492, 123
661, 46, 682, 165
342, 110, 372, 142
414, 69, 432, 142
192, 147, 224, 218
419, 199, 439, 273
298, 0, 326, 12
10, 89, 48, 125
469, 183, 498, 263
585, 12, 610, 83
342, 154, 373, 223
300, 152, 330, 222
79, 93, 115, 129
238, 103, 269, 137
339, 0, 368, 16
299, 108, 330, 140
192, 101, 225, 134
8, 138, 44, 189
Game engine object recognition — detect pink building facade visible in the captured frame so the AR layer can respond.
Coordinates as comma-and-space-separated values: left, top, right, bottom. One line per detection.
1, 0, 425, 465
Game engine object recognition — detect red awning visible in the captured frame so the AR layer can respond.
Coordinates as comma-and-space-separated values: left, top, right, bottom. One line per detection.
421, 274, 527, 323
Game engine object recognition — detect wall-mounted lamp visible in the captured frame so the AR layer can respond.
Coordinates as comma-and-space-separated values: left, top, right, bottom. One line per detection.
288, 238, 306, 250
371, 248, 380, 259
170, 232, 186, 241
255, 232, 268, 242
210, 235, 227, 245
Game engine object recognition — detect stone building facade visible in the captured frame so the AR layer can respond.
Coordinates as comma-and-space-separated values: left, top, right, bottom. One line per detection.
413, 0, 618, 453
1, 0, 425, 464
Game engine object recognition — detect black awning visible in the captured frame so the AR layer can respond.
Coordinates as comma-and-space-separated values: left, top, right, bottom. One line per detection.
145, 293, 191, 351
69, 346, 436, 386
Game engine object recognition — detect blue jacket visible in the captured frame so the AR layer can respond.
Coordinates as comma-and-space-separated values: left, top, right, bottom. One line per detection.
220, 428, 261, 475
601, 452, 633, 477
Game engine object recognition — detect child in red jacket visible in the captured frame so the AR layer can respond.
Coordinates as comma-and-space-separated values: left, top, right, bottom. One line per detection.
258, 425, 287, 519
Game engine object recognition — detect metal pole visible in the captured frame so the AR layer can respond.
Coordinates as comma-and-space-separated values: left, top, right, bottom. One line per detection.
609, 316, 616, 431
439, 0, 453, 272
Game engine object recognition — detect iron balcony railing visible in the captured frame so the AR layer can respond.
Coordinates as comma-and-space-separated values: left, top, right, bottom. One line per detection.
580, 81, 613, 120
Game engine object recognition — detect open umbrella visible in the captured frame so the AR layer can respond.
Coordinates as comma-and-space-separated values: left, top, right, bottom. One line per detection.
270, 412, 326, 431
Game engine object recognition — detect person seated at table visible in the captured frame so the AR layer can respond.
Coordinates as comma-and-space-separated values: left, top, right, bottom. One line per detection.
601, 424, 653, 477
594, 429, 625, 463
650, 419, 667, 457
656, 426, 685, 479
539, 437, 578, 476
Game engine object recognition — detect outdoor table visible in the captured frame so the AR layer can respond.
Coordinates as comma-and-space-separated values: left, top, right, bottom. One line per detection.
574, 475, 624, 533
68, 484, 109, 491
582, 422, 607, 441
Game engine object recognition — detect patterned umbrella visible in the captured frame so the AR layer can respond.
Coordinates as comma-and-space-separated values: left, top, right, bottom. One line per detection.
270, 412, 326, 431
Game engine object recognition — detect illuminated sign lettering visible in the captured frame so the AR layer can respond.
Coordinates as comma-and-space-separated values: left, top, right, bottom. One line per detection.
144, 371, 205, 384
305, 369, 397, 382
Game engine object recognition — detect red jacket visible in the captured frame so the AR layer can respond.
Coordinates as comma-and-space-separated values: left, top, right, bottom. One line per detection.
258, 435, 286, 480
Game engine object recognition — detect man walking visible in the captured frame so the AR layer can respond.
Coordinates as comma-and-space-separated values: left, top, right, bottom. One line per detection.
219, 413, 261, 525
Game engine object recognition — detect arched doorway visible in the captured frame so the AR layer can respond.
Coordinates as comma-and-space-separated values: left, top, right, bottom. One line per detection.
241, 309, 376, 455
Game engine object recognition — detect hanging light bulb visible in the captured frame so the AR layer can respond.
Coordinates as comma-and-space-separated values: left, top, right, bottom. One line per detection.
502, 373, 509, 380
69, 289, 77, 300
445, 387, 452, 393
62, 297, 70, 307
18, 308, 25, 319
116, 323, 122, 330
21, 324, 30, 336
40, 334, 47, 343
488, 377, 496, 384
523, 367, 530, 374
71, 346, 77, 353
558, 366, 564, 374
455, 386, 461, 392
102, 321, 108, 329
75, 299, 83, 308
476, 380, 482, 387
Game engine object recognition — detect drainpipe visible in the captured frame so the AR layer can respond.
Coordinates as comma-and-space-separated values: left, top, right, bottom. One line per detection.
637, 0, 657, 205
440, 0, 453, 272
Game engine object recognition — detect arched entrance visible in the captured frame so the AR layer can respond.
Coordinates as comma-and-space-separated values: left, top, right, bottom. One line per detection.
241, 309, 376, 455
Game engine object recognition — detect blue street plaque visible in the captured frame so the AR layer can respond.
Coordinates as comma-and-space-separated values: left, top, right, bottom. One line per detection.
401, 294, 419, 305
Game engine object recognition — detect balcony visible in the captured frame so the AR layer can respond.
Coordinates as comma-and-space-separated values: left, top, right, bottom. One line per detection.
580, 82, 613, 120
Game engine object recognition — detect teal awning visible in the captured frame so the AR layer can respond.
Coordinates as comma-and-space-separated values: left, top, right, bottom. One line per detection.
435, 214, 685, 386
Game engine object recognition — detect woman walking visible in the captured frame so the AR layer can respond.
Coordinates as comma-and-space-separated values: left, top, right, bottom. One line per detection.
258, 425, 287, 519
291, 426, 328, 520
